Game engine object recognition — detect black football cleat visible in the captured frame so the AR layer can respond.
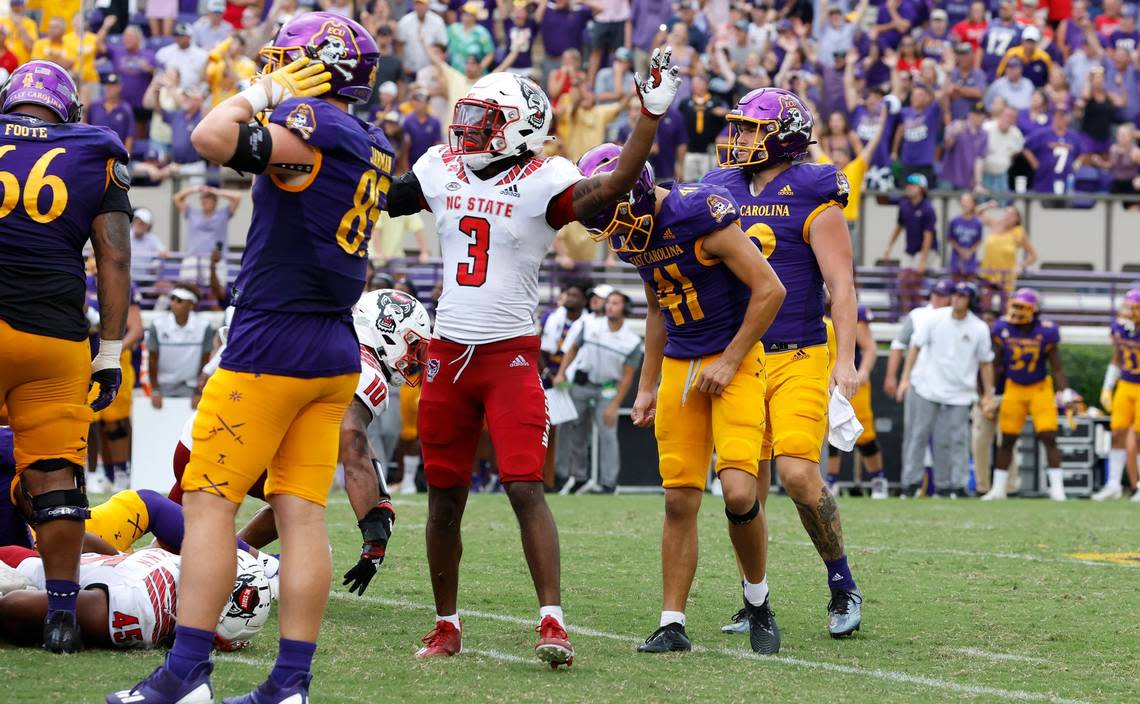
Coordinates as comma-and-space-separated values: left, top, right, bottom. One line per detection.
636, 622, 691, 653
43, 610, 83, 653
720, 606, 749, 634
745, 598, 781, 654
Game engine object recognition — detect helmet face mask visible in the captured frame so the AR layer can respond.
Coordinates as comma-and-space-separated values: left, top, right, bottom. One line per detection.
449, 99, 519, 160
576, 144, 656, 253
717, 88, 814, 170
353, 289, 432, 388
1004, 288, 1040, 325
450, 73, 552, 170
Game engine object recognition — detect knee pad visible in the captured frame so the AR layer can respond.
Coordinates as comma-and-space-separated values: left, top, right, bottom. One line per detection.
725, 498, 760, 525
102, 419, 131, 441
717, 437, 759, 470
21, 460, 89, 524
856, 439, 880, 457
776, 430, 821, 461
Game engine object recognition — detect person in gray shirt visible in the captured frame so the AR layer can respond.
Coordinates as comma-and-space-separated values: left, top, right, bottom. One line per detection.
984, 58, 1035, 111
173, 184, 242, 287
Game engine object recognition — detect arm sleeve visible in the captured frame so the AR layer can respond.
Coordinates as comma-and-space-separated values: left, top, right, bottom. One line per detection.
98, 159, 133, 216
387, 171, 430, 217
911, 315, 931, 348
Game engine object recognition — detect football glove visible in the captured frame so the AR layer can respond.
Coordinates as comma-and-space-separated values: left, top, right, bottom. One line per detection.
342, 500, 395, 596
89, 340, 123, 412
635, 46, 682, 118
240, 56, 332, 114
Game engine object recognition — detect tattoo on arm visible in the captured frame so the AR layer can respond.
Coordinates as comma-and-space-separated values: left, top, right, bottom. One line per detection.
570, 175, 610, 221
91, 211, 132, 342
792, 487, 846, 561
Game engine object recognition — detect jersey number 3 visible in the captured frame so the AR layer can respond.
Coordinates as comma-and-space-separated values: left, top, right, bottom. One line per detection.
456, 215, 490, 287
0, 146, 69, 223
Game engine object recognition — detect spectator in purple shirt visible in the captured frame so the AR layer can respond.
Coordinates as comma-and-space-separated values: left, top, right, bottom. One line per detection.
1017, 89, 1052, 138
106, 25, 156, 136
536, 0, 593, 75
630, 0, 674, 71
402, 87, 443, 169
1057, 0, 1090, 61
502, 2, 539, 72
875, 0, 920, 51
980, 0, 1022, 80
946, 192, 984, 281
162, 87, 207, 167
884, 173, 938, 307
1107, 5, 1140, 52
892, 82, 941, 185
86, 73, 135, 154
1023, 109, 1085, 194
940, 102, 989, 190
947, 42, 989, 120
920, 9, 953, 60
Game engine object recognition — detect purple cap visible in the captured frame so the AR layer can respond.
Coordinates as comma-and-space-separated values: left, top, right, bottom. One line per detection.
0, 60, 82, 123
260, 12, 380, 103
930, 279, 954, 297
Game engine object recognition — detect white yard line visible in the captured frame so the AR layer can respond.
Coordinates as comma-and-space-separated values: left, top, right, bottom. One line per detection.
464, 648, 537, 664
773, 539, 1139, 569
215, 653, 274, 667
326, 593, 1090, 704
945, 647, 1052, 664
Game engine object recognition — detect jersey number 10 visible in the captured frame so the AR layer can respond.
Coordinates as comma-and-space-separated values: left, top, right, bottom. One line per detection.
0, 146, 69, 223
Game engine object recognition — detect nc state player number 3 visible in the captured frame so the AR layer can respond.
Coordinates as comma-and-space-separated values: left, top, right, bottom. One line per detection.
457, 215, 490, 287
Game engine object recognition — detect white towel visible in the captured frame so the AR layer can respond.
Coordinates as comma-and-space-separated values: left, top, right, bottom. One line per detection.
828, 387, 865, 452
546, 386, 579, 426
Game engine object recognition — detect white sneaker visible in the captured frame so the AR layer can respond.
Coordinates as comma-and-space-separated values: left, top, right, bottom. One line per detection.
400, 479, 417, 495
711, 476, 723, 496
574, 479, 601, 495
1131, 489, 1140, 503
86, 471, 112, 494
1091, 484, 1122, 502
1048, 485, 1067, 501
980, 487, 1007, 501
112, 468, 130, 492
870, 477, 888, 499
558, 476, 578, 496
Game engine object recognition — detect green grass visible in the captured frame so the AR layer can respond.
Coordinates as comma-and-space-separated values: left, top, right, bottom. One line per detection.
3, 492, 1138, 703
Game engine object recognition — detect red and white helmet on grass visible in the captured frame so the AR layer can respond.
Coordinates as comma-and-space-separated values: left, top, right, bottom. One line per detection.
449, 72, 553, 170
353, 289, 431, 387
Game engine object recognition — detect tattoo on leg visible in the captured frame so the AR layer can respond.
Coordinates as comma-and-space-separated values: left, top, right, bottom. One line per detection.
792, 487, 845, 561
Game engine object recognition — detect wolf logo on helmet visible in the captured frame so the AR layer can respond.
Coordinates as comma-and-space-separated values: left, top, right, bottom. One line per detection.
517, 75, 548, 130
376, 291, 416, 334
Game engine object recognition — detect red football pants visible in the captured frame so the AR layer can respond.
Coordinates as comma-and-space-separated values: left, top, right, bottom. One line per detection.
418, 336, 549, 489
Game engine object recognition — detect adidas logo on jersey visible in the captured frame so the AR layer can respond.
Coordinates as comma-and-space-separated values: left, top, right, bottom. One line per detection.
777, 184, 795, 196
509, 355, 530, 368
661, 228, 676, 240
500, 184, 521, 197
790, 349, 809, 361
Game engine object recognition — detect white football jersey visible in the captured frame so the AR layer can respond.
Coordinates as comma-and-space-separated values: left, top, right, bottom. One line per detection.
413, 147, 583, 345
17, 549, 180, 649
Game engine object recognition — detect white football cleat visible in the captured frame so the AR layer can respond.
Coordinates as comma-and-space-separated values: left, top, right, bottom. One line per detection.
869, 477, 889, 499
980, 487, 1007, 501
557, 476, 578, 496
1131, 489, 1140, 503
1091, 484, 1122, 502
86, 471, 112, 494
1048, 485, 1067, 501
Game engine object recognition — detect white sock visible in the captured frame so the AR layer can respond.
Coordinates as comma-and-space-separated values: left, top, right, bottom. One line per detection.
539, 605, 564, 628
403, 455, 419, 483
437, 613, 461, 629
991, 469, 1009, 492
660, 610, 685, 627
743, 577, 769, 607
1047, 468, 1064, 489
1108, 449, 1125, 488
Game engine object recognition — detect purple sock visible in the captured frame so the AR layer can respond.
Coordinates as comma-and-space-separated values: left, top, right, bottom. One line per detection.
137, 489, 184, 550
270, 639, 317, 687
825, 474, 838, 487
45, 579, 79, 616
105, 461, 127, 482
865, 470, 884, 480
165, 625, 215, 680
824, 556, 857, 592
236, 538, 252, 553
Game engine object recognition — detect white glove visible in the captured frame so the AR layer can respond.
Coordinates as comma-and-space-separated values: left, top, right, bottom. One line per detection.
1058, 387, 1079, 406
635, 46, 682, 118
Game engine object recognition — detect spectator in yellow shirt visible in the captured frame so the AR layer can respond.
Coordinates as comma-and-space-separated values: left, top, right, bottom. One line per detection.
30, 17, 75, 72
38, 0, 81, 34
205, 34, 258, 107
68, 13, 115, 92
978, 202, 1039, 302
555, 85, 624, 161
1, 0, 38, 66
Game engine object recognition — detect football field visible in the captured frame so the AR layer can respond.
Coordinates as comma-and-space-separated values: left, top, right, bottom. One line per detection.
3, 492, 1137, 703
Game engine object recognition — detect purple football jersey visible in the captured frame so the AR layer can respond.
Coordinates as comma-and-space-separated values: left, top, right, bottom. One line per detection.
703, 162, 850, 350
0, 114, 130, 341
947, 215, 983, 274
1112, 319, 1140, 384
992, 318, 1060, 386
1026, 128, 1083, 194
222, 98, 395, 378
617, 183, 750, 359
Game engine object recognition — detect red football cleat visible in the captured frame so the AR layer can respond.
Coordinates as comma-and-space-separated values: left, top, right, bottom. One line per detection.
534, 615, 574, 669
415, 619, 462, 659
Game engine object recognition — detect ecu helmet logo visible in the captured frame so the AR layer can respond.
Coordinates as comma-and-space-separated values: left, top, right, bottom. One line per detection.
307, 20, 360, 81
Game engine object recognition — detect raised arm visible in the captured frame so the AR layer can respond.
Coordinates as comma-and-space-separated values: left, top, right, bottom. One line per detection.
569, 47, 682, 222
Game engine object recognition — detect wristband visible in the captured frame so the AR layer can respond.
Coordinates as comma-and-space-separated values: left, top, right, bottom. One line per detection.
238, 82, 270, 116
93, 340, 123, 372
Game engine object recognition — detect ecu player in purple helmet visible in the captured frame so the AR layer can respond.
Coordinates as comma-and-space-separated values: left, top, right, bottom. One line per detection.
1096, 288, 1140, 502
0, 60, 133, 653
703, 88, 865, 638
578, 143, 786, 654
109, 13, 393, 704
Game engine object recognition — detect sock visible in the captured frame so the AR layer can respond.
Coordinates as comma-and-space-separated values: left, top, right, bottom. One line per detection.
743, 577, 769, 607
991, 469, 1009, 492
823, 555, 857, 591
165, 625, 215, 680
236, 538, 252, 553
825, 474, 838, 487
1108, 449, 1125, 488
539, 605, 564, 628
436, 613, 461, 629
44, 579, 78, 617
865, 470, 884, 481
269, 638, 317, 687
1048, 468, 1064, 490
403, 455, 419, 482
660, 610, 685, 627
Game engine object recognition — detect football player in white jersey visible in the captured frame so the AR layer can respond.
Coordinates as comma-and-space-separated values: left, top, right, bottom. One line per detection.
382, 47, 682, 666
168, 290, 431, 597
0, 546, 262, 651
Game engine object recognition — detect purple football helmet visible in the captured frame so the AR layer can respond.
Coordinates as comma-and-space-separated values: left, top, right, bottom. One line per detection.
0, 60, 83, 123
1122, 287, 1140, 323
717, 87, 814, 170
577, 143, 657, 253
260, 12, 379, 103
1005, 287, 1040, 325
